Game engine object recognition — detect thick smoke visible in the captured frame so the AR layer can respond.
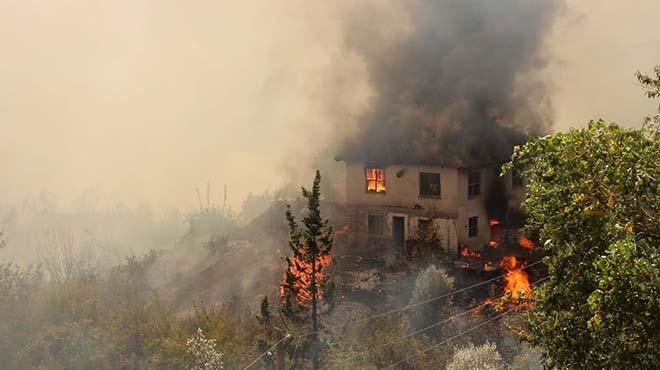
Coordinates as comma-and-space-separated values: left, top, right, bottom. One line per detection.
337, 0, 559, 167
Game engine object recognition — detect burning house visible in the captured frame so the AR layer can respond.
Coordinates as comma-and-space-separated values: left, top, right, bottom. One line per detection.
336, 157, 525, 255
329, 0, 553, 258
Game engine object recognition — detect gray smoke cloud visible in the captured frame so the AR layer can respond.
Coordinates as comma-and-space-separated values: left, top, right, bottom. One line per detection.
337, 0, 560, 167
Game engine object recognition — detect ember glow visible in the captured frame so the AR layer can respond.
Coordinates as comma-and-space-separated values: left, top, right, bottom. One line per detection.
366, 168, 386, 192
519, 235, 536, 250
334, 225, 350, 236
460, 245, 481, 258
500, 256, 532, 301
280, 253, 332, 305
489, 217, 502, 248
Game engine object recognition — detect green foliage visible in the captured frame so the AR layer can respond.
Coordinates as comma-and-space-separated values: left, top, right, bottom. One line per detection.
504, 119, 660, 369
406, 265, 455, 334
328, 316, 453, 370
636, 65, 660, 124
203, 234, 228, 255
0, 250, 269, 370
446, 342, 503, 370
409, 221, 446, 262
0, 262, 43, 367
281, 170, 335, 369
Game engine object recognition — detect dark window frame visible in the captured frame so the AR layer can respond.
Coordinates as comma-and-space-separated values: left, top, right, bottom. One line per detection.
468, 216, 479, 238
419, 172, 442, 197
468, 171, 481, 198
368, 214, 384, 235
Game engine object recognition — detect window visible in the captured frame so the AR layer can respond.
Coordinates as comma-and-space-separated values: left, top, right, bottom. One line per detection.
366, 168, 386, 193
512, 168, 523, 188
468, 170, 481, 198
368, 214, 384, 235
468, 216, 479, 238
419, 172, 441, 197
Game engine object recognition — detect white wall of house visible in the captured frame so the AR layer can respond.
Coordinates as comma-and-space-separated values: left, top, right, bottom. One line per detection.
345, 162, 460, 215
343, 161, 519, 251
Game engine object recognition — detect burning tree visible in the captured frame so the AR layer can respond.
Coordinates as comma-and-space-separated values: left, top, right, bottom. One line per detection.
280, 170, 335, 370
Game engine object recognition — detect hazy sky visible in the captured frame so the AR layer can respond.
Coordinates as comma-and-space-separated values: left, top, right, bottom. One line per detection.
1, 0, 659, 211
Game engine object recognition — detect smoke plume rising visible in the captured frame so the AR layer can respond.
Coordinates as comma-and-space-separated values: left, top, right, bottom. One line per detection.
336, 0, 560, 167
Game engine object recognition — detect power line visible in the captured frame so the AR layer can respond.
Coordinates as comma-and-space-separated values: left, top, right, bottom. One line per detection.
241, 259, 546, 369
323, 275, 549, 369
384, 275, 550, 369
385, 308, 514, 369
297, 259, 543, 339
242, 333, 292, 370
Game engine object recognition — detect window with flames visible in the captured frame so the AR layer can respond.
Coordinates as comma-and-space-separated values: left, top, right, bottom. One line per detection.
366, 168, 386, 193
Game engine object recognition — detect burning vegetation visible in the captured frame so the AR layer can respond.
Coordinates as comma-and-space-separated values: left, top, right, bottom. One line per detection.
500, 256, 533, 304
518, 235, 536, 250
280, 253, 332, 305
460, 245, 481, 258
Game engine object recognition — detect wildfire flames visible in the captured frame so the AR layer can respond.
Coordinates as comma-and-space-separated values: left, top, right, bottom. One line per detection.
460, 245, 481, 258
500, 256, 532, 301
334, 225, 350, 236
518, 235, 535, 250
366, 168, 386, 192
280, 253, 332, 305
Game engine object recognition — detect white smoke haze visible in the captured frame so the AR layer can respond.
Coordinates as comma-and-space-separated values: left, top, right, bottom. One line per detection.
1, 0, 659, 214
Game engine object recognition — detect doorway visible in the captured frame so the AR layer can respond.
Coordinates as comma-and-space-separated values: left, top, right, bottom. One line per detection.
392, 216, 405, 249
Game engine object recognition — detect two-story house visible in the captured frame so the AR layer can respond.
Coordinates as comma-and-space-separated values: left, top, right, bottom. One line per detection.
338, 160, 524, 255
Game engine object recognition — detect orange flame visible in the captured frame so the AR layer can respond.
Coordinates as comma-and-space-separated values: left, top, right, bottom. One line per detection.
460, 245, 481, 258
519, 235, 535, 250
489, 218, 501, 248
334, 225, 349, 236
280, 253, 332, 305
366, 168, 386, 192
500, 256, 532, 301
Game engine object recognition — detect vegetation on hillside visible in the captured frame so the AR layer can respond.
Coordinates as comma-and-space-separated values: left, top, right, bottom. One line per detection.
504, 66, 660, 369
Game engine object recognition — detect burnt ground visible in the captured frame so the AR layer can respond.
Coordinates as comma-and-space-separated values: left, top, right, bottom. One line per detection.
332, 234, 546, 315
166, 201, 546, 319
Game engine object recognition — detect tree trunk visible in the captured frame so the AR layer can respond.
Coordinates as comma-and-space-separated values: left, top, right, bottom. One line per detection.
311, 251, 319, 370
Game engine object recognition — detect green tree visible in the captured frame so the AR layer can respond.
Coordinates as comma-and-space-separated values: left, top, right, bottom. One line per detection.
504, 73, 660, 368
406, 265, 455, 334
280, 171, 335, 370
636, 65, 660, 125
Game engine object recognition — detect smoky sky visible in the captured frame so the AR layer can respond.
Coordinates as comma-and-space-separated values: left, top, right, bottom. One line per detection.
0, 0, 659, 210
337, 0, 559, 167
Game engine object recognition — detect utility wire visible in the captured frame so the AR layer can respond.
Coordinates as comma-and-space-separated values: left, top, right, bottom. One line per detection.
385, 308, 514, 369
242, 333, 292, 370
323, 275, 549, 369
383, 275, 551, 369
297, 259, 543, 339
241, 260, 546, 369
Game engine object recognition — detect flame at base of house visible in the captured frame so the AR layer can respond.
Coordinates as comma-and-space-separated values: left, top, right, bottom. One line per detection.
500, 255, 532, 303
460, 245, 481, 258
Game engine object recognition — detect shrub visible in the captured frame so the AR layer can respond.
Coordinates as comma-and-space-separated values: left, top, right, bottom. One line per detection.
447, 342, 503, 370
186, 328, 224, 370
406, 265, 454, 333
